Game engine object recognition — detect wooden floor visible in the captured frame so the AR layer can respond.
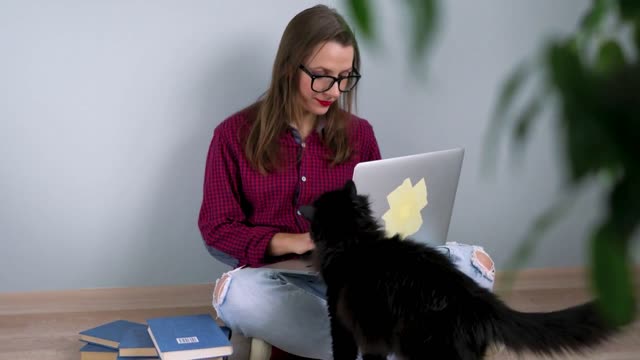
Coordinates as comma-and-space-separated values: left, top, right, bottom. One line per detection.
0, 268, 638, 360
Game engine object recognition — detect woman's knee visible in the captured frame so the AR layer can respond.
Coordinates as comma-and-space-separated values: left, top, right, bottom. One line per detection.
441, 242, 496, 290
211, 268, 332, 358
471, 247, 495, 277
212, 267, 267, 327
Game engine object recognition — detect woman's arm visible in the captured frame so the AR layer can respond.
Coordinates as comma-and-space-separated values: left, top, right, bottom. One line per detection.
268, 232, 314, 257
198, 124, 285, 267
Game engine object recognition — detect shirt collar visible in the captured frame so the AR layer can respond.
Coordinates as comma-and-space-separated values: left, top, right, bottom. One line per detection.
288, 118, 326, 144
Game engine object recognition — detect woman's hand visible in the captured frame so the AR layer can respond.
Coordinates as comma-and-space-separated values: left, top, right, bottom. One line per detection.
268, 232, 315, 257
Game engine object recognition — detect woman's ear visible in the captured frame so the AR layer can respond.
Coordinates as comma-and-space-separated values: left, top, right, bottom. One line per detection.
344, 179, 357, 199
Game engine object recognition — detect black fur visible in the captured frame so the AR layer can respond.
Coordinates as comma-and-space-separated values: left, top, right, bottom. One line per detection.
302, 180, 618, 360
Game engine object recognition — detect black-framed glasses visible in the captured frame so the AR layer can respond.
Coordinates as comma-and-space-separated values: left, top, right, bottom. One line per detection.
299, 64, 361, 93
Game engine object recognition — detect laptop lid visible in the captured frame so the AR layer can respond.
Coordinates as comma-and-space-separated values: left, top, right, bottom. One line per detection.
352, 147, 464, 247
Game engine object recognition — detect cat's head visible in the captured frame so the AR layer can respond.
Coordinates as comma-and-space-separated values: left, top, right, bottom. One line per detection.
299, 180, 376, 247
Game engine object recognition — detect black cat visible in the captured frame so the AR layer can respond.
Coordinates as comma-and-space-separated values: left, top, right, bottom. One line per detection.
299, 180, 618, 360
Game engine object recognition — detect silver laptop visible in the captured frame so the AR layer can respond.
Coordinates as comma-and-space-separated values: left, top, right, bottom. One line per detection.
261, 147, 465, 276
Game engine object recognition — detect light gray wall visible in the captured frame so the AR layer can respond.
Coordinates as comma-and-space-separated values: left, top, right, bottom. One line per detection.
1, 0, 636, 292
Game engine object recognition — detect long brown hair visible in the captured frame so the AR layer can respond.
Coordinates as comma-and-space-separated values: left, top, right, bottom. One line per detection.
244, 4, 361, 174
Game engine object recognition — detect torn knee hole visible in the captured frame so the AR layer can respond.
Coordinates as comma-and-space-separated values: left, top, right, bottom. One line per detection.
473, 248, 495, 273
214, 273, 231, 304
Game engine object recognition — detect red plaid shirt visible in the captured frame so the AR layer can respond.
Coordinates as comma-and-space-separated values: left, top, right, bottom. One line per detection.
198, 108, 381, 268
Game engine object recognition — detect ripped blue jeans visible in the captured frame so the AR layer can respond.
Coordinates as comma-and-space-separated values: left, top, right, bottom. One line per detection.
212, 242, 495, 359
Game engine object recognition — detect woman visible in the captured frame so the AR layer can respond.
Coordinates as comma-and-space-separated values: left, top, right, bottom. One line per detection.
198, 4, 496, 359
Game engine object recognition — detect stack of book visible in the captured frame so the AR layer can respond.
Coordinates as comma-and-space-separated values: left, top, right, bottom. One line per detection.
78, 314, 233, 360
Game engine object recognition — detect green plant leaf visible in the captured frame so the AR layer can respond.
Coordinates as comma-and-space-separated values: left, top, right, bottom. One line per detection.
482, 61, 532, 176
563, 107, 604, 182
546, 41, 606, 183
618, 0, 640, 20
595, 39, 626, 74
610, 177, 640, 239
494, 61, 531, 124
547, 40, 585, 95
513, 95, 544, 144
580, 0, 610, 34
591, 220, 636, 327
508, 95, 547, 169
404, 0, 439, 71
346, 0, 375, 41
596, 65, 640, 173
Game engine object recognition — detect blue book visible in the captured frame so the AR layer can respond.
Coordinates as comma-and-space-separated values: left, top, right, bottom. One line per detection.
119, 326, 158, 357
79, 319, 147, 349
79, 343, 118, 360
146, 313, 233, 360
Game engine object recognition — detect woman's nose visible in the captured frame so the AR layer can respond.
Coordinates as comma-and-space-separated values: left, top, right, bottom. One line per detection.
327, 81, 340, 98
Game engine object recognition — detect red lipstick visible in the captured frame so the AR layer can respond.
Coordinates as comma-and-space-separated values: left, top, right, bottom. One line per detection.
316, 99, 333, 107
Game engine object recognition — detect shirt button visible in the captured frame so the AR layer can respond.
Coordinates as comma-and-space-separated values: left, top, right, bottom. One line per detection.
301, 142, 306, 148
296, 210, 302, 215
301, 176, 307, 182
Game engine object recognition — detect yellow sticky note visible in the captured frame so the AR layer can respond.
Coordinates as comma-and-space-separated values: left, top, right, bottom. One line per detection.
381, 177, 428, 239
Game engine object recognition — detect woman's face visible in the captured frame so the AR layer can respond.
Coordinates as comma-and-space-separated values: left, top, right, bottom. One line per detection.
298, 41, 355, 117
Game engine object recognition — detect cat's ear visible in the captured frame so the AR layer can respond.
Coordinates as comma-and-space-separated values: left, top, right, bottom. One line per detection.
299, 205, 315, 222
344, 179, 357, 199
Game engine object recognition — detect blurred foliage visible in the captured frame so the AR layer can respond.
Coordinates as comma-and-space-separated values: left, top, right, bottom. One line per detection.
345, 0, 639, 326
345, 0, 439, 71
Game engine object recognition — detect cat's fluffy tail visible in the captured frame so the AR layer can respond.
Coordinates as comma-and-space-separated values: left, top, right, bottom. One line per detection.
489, 299, 617, 356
